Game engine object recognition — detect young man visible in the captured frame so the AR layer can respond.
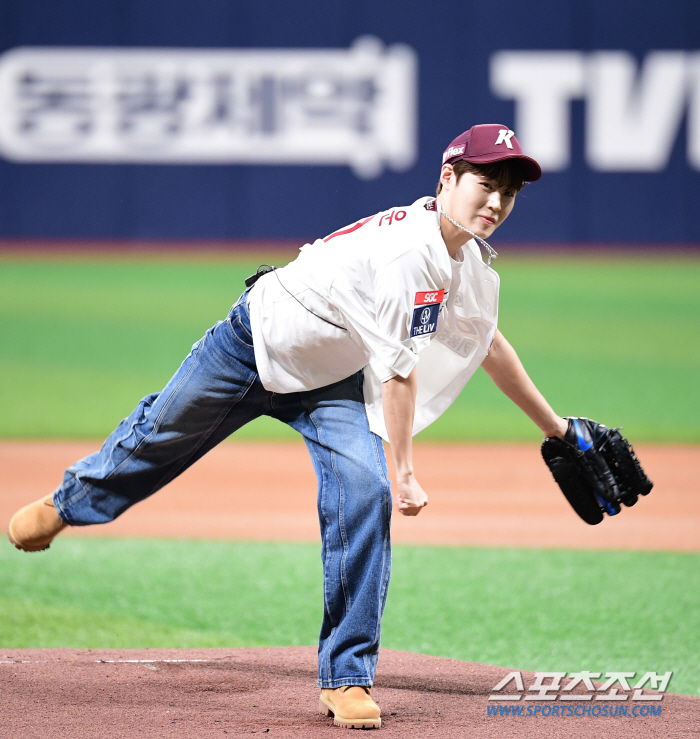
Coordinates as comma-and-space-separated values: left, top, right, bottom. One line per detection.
8, 124, 568, 729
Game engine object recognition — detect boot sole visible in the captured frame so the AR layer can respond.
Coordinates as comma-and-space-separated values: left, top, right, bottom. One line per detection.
319, 697, 381, 729
7, 526, 52, 553
7, 532, 51, 552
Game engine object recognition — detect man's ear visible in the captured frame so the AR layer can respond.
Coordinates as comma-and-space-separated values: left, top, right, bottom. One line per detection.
439, 163, 455, 190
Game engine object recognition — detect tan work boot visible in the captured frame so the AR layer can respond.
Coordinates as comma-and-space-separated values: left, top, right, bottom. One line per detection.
7, 494, 68, 552
319, 685, 381, 729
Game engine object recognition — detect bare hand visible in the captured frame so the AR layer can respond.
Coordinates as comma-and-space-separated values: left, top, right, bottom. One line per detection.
396, 474, 428, 516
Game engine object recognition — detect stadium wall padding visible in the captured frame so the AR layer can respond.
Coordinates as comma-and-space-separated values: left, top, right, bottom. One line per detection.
0, 0, 698, 244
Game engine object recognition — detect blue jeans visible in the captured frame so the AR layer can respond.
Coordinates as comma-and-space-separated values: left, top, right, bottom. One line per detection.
53, 292, 392, 689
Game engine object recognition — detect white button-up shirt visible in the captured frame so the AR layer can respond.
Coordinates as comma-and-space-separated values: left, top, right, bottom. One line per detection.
247, 196, 500, 440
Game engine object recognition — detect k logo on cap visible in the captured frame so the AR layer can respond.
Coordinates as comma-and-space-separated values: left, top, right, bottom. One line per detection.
494, 129, 515, 149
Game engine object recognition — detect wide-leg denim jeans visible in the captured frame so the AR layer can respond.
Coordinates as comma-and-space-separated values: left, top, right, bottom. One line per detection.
53, 292, 392, 688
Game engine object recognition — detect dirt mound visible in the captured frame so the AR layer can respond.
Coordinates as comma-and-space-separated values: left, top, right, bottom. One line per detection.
1, 647, 695, 738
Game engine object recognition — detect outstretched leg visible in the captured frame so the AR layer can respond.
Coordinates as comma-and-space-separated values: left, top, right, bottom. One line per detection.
9, 295, 269, 548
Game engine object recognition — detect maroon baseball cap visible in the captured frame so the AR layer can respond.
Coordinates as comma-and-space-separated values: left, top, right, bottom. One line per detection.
442, 124, 542, 182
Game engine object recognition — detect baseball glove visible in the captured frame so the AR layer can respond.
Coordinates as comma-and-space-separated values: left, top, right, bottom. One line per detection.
541, 417, 653, 525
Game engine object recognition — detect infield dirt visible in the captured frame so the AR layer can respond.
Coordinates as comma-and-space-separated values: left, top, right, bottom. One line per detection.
1, 440, 698, 550
3, 441, 699, 738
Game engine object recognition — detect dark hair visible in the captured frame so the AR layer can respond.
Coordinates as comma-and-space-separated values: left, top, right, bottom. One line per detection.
436, 159, 528, 196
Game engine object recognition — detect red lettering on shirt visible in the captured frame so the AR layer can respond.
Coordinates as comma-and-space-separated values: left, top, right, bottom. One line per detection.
414, 290, 444, 306
323, 215, 375, 242
379, 209, 407, 226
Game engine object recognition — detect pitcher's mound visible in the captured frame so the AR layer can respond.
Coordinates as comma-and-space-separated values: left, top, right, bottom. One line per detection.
2, 647, 695, 738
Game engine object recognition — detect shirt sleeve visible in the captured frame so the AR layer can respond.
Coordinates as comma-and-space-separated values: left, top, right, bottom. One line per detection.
368, 248, 446, 381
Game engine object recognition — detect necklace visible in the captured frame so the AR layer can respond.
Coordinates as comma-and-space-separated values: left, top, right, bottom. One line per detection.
438, 205, 499, 266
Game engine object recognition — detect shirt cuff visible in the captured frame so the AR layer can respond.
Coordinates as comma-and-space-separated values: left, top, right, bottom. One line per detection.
369, 343, 418, 383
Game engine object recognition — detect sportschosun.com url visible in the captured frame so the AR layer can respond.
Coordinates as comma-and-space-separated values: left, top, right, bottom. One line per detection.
487, 704, 663, 718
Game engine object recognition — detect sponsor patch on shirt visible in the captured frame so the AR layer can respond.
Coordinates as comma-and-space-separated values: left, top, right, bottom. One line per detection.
414, 289, 444, 305
410, 290, 443, 338
411, 304, 440, 337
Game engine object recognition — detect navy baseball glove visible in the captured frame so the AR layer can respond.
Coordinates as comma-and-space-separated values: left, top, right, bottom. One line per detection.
541, 418, 653, 525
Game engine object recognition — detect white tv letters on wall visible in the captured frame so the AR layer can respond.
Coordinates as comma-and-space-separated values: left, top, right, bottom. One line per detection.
686, 54, 700, 170
490, 51, 585, 171
491, 50, 699, 173
586, 51, 686, 170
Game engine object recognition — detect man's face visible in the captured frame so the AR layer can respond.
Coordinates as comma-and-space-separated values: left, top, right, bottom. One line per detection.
439, 166, 517, 240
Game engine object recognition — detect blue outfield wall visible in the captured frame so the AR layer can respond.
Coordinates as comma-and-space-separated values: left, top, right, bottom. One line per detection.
0, 0, 699, 244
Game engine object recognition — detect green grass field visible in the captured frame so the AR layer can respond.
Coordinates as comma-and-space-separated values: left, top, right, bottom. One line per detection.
1, 253, 699, 441
1, 539, 698, 697
1, 253, 698, 697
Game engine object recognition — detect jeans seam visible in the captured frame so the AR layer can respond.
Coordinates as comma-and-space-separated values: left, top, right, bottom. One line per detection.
331, 446, 352, 620
301, 397, 336, 683
103, 338, 205, 483
104, 328, 256, 496
236, 310, 254, 341
303, 434, 334, 679
302, 395, 355, 685
331, 454, 355, 682
370, 430, 391, 492
369, 431, 392, 673
63, 352, 199, 509
314, 460, 331, 620
375, 494, 392, 644
227, 315, 254, 349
